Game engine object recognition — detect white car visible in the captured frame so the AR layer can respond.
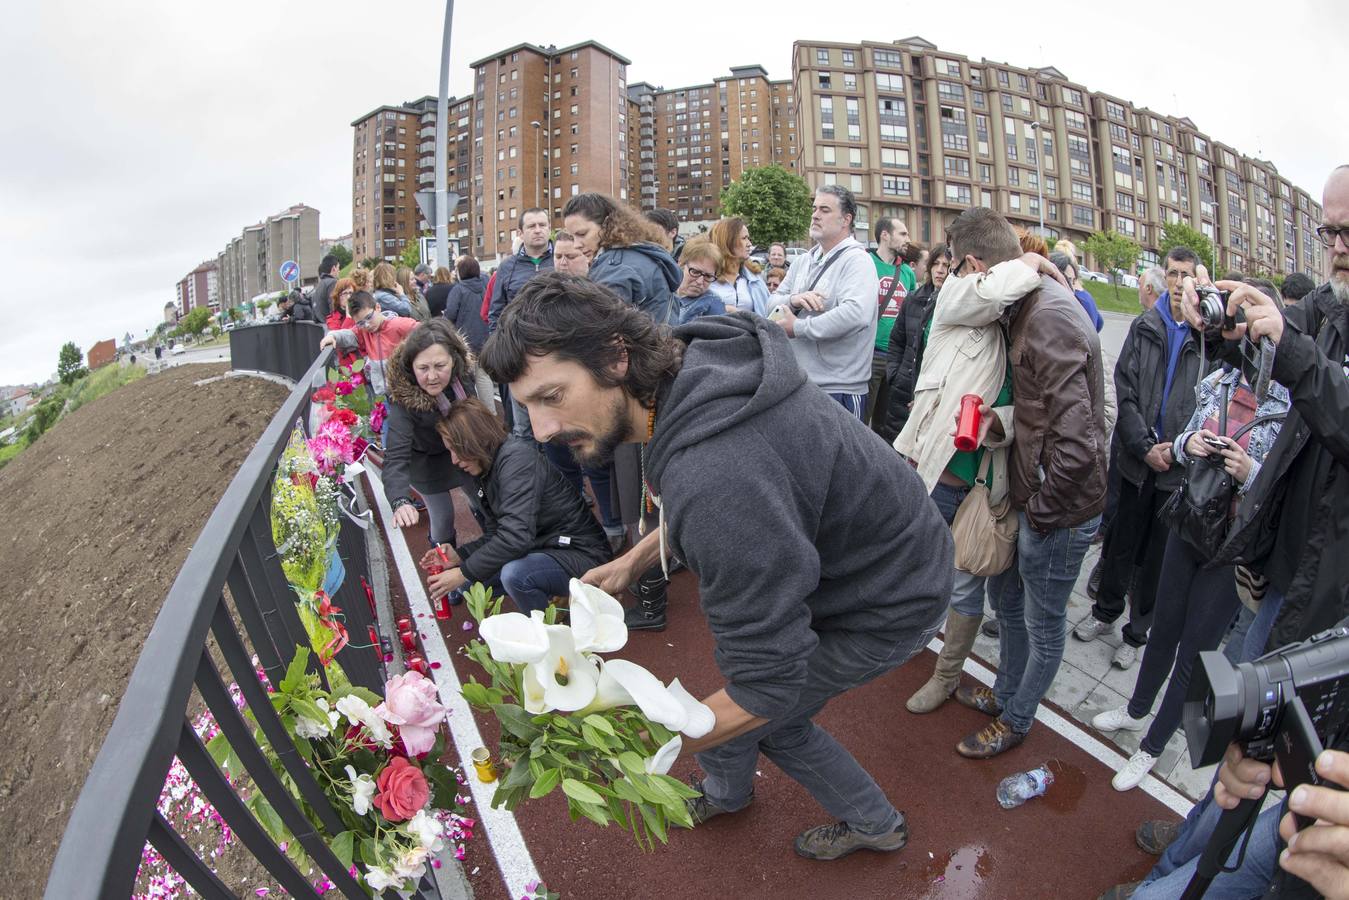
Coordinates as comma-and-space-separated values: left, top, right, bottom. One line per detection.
1117, 272, 1140, 289
1081, 269, 1110, 283
169, 344, 185, 355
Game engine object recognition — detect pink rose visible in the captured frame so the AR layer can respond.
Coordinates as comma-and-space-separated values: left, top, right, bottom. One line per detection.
376, 671, 446, 757
334, 381, 355, 396
374, 756, 429, 822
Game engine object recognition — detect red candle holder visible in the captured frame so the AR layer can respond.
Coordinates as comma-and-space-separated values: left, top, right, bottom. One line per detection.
954, 393, 983, 452
368, 625, 380, 660
435, 595, 452, 621
400, 630, 417, 652
396, 617, 413, 635
407, 654, 429, 675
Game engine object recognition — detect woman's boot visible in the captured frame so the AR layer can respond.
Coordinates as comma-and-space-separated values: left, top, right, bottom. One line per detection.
906, 611, 983, 713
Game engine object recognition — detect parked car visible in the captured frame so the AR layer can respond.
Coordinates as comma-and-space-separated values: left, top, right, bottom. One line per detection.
1115, 271, 1140, 289
169, 344, 185, 355
1080, 269, 1110, 283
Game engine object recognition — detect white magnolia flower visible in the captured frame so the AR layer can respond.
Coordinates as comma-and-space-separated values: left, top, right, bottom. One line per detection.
404, 809, 446, 852
479, 611, 550, 664
335, 695, 394, 749
528, 623, 599, 712
645, 735, 683, 775
666, 678, 715, 739
364, 865, 402, 891
344, 764, 377, 816
568, 579, 628, 653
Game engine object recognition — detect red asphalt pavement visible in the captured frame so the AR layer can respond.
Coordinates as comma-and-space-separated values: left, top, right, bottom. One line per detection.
386, 490, 1179, 900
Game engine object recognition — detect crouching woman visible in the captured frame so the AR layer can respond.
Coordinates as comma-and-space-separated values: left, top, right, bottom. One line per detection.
421, 399, 611, 613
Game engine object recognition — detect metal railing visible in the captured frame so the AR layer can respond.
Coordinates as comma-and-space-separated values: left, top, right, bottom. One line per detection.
45, 347, 411, 898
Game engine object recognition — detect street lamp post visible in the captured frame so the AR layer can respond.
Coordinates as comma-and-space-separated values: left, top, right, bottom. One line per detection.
530, 121, 542, 208
433, 0, 455, 273
1032, 120, 1045, 235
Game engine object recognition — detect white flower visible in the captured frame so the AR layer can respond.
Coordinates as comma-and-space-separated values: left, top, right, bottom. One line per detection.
527, 623, 599, 712
666, 678, 715, 739
393, 845, 431, 880
364, 865, 402, 891
568, 579, 628, 653
591, 659, 687, 731
335, 695, 394, 749
479, 610, 550, 664
404, 809, 446, 852
294, 716, 330, 739
344, 764, 377, 816
645, 735, 683, 775
520, 663, 549, 714
316, 697, 341, 731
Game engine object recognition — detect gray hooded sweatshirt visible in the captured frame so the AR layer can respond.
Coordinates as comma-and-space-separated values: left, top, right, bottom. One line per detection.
644, 314, 953, 720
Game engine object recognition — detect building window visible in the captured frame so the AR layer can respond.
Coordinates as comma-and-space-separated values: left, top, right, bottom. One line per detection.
819, 96, 834, 139
875, 72, 904, 93
842, 49, 855, 66
1072, 204, 1094, 227
816, 48, 830, 65
821, 146, 836, 166
848, 148, 862, 168
945, 183, 972, 205
880, 147, 910, 168
882, 175, 911, 196
818, 71, 832, 89
937, 81, 965, 101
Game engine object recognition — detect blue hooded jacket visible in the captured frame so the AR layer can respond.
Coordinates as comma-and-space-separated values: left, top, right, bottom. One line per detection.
589, 242, 682, 324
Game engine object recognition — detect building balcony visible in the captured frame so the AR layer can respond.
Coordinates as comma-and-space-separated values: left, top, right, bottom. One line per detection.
640, 140, 654, 150
419, 126, 436, 139
419, 172, 435, 185
419, 141, 435, 153
419, 156, 435, 169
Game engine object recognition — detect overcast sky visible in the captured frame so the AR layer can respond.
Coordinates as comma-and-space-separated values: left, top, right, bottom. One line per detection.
2, 0, 1344, 385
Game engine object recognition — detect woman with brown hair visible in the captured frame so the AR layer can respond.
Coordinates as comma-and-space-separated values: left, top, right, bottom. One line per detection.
421, 399, 610, 613
706, 217, 770, 316
396, 264, 432, 321
562, 192, 681, 325
425, 266, 455, 318
371, 262, 413, 319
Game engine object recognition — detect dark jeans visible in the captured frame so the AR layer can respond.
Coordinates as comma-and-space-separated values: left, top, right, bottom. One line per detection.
1127, 532, 1240, 756
697, 614, 944, 833
542, 442, 621, 530
487, 552, 571, 614
866, 351, 890, 436
1101, 450, 1123, 538
1091, 471, 1170, 646
994, 512, 1100, 733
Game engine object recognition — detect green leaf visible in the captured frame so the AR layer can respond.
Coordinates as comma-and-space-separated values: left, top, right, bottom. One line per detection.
651, 773, 702, 800
560, 778, 604, 806
574, 799, 611, 827
359, 835, 379, 866
246, 795, 286, 844
612, 777, 645, 805
290, 696, 328, 727
616, 751, 646, 778
493, 704, 544, 743
330, 831, 355, 869
460, 680, 492, 707
582, 714, 616, 736
639, 802, 669, 844
206, 733, 232, 770
329, 685, 381, 707
280, 645, 311, 695
528, 767, 561, 799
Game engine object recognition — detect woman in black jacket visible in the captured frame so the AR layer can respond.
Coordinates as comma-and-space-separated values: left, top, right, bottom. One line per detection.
422, 399, 610, 612
442, 255, 495, 407
880, 243, 952, 443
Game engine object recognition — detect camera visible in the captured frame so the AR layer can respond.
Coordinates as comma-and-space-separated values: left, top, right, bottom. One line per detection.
1195, 286, 1235, 331
1185, 624, 1349, 826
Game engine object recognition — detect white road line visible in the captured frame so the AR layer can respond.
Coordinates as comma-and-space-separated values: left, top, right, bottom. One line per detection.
366, 467, 541, 898
927, 636, 1195, 818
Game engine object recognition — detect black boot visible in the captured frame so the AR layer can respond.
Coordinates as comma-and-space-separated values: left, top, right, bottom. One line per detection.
624, 565, 668, 631
1087, 559, 1103, 600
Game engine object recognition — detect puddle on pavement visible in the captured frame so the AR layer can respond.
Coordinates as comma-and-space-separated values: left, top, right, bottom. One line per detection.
895, 845, 996, 898
1043, 758, 1087, 814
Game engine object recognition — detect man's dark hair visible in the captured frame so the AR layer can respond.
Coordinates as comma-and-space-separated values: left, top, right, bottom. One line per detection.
946, 207, 1021, 266
320, 254, 340, 276
874, 216, 899, 243
1245, 278, 1280, 304
645, 208, 679, 234
456, 255, 481, 280
1281, 272, 1315, 301
480, 271, 682, 408
816, 184, 857, 229
518, 207, 548, 230
1165, 246, 1200, 268
347, 291, 378, 314
1222, 270, 1246, 282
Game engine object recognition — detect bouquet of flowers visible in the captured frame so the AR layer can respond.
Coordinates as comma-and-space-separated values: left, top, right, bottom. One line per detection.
312, 359, 383, 445
209, 646, 472, 894
460, 581, 712, 848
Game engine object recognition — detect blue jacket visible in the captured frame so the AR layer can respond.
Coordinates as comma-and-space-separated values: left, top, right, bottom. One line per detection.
1073, 289, 1104, 333
675, 291, 727, 325
589, 242, 682, 324
707, 266, 771, 317
487, 244, 554, 332
374, 288, 412, 319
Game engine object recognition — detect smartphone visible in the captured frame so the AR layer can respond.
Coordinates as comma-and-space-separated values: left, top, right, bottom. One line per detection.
1202, 436, 1228, 450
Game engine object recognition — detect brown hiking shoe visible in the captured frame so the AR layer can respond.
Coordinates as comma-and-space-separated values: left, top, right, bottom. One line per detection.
793, 817, 909, 861
954, 685, 1002, 716
956, 718, 1026, 759
1135, 819, 1183, 855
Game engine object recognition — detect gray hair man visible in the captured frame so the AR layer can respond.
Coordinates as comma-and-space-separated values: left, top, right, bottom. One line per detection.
1138, 266, 1166, 311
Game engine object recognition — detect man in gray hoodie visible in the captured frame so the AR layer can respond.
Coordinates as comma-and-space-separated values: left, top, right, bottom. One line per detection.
481, 272, 952, 862
768, 185, 881, 419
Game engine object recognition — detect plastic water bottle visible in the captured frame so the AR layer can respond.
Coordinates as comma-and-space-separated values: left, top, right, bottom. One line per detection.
996, 764, 1054, 809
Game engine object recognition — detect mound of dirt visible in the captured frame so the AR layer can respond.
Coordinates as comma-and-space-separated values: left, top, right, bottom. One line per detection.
0, 363, 289, 894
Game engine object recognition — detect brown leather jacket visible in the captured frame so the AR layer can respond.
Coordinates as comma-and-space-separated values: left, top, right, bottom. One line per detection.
1005, 276, 1108, 532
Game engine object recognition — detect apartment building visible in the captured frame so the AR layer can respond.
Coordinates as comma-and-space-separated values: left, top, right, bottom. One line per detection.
352, 99, 437, 263
174, 260, 219, 317
214, 204, 320, 311
789, 36, 1323, 276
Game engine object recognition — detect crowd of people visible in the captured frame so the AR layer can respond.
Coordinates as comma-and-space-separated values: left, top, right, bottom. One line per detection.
298, 164, 1349, 898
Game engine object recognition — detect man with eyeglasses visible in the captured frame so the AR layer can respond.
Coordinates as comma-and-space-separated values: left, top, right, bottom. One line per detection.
672, 237, 728, 325
319, 291, 419, 398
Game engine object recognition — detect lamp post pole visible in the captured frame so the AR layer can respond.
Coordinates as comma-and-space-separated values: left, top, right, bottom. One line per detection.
433, 0, 455, 272
1032, 120, 1045, 235
530, 121, 542, 208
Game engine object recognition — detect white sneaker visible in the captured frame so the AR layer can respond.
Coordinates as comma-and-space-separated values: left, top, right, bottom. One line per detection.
1113, 643, 1140, 669
1073, 616, 1113, 642
1092, 705, 1148, 733
1112, 750, 1159, 791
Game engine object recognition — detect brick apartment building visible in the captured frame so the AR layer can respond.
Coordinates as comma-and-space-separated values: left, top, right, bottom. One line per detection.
354, 35, 1324, 278
215, 204, 321, 311
87, 339, 116, 370
174, 260, 219, 317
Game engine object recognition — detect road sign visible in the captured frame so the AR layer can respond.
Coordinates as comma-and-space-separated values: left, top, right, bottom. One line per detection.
419, 236, 461, 271
279, 260, 299, 283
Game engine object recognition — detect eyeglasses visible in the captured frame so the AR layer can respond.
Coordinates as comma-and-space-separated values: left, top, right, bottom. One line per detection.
685, 266, 716, 282
1315, 224, 1349, 249
354, 315, 378, 330
951, 254, 980, 277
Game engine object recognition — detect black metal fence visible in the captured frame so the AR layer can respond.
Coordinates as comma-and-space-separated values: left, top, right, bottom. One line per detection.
45, 347, 410, 898
229, 322, 326, 383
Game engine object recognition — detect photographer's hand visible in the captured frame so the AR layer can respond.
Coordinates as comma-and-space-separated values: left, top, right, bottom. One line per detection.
1216, 742, 1280, 809
1219, 279, 1284, 346
1177, 275, 1206, 330
1279, 750, 1349, 899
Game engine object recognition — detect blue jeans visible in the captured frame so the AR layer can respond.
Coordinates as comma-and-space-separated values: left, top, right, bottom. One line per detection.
994, 512, 1100, 733
696, 613, 945, 833
489, 552, 570, 614
930, 481, 992, 618
1134, 802, 1282, 899
827, 391, 867, 421
542, 442, 621, 531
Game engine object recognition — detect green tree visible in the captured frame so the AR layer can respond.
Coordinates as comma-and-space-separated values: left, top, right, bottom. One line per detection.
1159, 221, 1216, 274
1083, 230, 1141, 303
181, 306, 212, 336
719, 164, 813, 247
57, 342, 86, 385
360, 256, 383, 270
398, 238, 425, 270
328, 244, 353, 268
25, 392, 66, 445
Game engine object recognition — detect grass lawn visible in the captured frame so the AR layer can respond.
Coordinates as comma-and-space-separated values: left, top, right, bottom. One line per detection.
1082, 280, 1143, 317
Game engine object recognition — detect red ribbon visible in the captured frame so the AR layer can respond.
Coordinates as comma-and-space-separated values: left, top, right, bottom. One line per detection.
314, 591, 349, 666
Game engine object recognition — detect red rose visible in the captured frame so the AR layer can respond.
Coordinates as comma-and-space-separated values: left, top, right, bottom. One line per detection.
373, 756, 429, 821
334, 381, 355, 396
332, 408, 358, 428
313, 385, 336, 403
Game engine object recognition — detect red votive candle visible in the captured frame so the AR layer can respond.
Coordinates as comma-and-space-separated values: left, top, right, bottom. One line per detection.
407, 654, 429, 675
954, 393, 983, 452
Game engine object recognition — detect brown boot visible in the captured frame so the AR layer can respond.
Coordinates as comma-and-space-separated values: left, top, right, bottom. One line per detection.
906, 612, 982, 714
956, 718, 1026, 759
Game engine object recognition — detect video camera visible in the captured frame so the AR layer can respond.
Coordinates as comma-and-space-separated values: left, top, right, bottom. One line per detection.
1184, 624, 1349, 827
